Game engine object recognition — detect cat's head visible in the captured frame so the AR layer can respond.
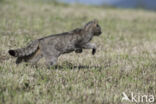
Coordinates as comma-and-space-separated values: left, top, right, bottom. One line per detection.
84, 19, 102, 36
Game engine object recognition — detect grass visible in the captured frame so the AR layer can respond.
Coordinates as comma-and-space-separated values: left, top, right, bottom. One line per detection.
0, 0, 156, 104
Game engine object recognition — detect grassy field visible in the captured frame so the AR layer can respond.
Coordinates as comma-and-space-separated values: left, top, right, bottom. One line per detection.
0, 0, 156, 104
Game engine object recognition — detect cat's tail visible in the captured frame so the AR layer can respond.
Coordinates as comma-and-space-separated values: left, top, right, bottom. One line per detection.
8, 40, 39, 57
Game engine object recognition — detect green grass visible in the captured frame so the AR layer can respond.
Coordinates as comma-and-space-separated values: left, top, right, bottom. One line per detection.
0, 0, 156, 104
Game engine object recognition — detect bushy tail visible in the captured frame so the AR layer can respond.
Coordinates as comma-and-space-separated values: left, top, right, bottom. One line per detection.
8, 40, 39, 57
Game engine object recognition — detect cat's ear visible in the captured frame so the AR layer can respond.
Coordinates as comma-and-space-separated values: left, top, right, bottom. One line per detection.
84, 19, 98, 31
93, 19, 98, 24
84, 21, 91, 31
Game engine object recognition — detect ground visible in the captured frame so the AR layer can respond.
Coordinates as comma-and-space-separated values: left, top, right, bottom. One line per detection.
0, 0, 156, 104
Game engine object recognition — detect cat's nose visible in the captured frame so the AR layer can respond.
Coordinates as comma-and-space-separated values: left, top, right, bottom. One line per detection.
99, 31, 102, 34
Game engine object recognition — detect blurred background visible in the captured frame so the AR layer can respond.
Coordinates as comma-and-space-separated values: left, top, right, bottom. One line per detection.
60, 0, 156, 10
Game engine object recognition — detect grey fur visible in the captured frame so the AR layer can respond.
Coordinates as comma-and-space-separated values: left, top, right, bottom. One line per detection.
8, 19, 102, 66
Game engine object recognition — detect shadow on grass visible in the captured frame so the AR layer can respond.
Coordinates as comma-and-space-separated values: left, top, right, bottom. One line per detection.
47, 61, 107, 70
53, 65, 103, 70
